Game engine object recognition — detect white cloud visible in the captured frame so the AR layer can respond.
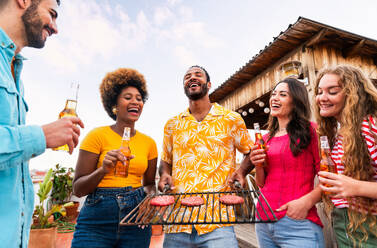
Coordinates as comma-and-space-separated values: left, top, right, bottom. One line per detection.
171, 22, 225, 49
178, 6, 193, 20
38, 2, 152, 74
154, 7, 174, 26
174, 45, 198, 66
167, 0, 182, 6
34, 1, 225, 74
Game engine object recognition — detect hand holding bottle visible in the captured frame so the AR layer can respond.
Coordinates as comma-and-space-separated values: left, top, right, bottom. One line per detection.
114, 127, 132, 177
250, 123, 268, 167
102, 149, 134, 174
42, 117, 84, 154
54, 82, 80, 152
249, 144, 267, 167
319, 136, 337, 194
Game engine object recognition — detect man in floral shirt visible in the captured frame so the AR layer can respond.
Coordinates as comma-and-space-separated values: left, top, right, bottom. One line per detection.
158, 65, 252, 247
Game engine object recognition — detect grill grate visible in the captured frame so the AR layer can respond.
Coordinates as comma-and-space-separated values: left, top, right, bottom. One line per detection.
120, 189, 277, 226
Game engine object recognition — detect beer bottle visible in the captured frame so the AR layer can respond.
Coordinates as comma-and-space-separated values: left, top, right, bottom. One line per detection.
114, 127, 131, 177
319, 136, 337, 194
254, 123, 266, 166
53, 83, 79, 152
254, 123, 266, 150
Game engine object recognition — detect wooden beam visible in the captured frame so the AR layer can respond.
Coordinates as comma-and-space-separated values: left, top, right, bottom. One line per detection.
306, 28, 327, 47
343, 39, 366, 57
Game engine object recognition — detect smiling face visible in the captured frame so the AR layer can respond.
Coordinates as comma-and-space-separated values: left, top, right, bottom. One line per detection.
21, 0, 58, 48
183, 67, 211, 100
269, 82, 294, 119
316, 73, 346, 120
116, 86, 144, 123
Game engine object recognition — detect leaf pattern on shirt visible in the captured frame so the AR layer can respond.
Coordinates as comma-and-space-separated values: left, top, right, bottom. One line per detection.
162, 103, 252, 235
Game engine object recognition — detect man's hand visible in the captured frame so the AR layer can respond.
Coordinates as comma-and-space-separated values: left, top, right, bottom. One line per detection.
42, 117, 84, 154
228, 169, 246, 189
158, 173, 174, 192
228, 151, 254, 189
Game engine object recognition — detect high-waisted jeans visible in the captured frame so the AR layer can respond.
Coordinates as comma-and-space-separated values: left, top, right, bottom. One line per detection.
71, 187, 151, 248
256, 215, 324, 248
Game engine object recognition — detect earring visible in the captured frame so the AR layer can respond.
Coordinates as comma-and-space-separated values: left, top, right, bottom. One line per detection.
112, 107, 117, 115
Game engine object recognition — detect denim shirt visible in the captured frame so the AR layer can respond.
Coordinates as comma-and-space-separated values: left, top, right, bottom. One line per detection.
0, 28, 46, 248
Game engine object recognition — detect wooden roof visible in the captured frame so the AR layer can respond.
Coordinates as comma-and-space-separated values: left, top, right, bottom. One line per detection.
209, 17, 377, 103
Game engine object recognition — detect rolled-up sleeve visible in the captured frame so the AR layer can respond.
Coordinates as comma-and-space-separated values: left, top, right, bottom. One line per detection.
0, 125, 45, 170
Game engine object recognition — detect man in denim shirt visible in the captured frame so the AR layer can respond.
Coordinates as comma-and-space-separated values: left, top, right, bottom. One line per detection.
0, 0, 84, 247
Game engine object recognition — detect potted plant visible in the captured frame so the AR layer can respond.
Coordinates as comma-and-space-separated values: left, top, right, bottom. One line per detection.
50, 164, 74, 205
29, 168, 62, 248
50, 164, 79, 219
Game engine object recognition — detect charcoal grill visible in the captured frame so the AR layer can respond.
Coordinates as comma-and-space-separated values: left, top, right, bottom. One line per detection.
120, 188, 277, 226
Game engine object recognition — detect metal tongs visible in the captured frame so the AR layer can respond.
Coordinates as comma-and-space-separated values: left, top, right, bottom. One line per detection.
161, 184, 170, 194
234, 180, 242, 190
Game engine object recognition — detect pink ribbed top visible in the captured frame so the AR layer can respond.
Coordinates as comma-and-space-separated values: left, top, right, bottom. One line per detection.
256, 127, 322, 227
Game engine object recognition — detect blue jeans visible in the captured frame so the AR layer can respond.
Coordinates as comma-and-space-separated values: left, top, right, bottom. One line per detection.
71, 187, 151, 248
163, 226, 238, 248
255, 216, 324, 248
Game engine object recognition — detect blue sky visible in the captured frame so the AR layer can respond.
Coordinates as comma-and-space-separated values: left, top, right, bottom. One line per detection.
23, 0, 377, 170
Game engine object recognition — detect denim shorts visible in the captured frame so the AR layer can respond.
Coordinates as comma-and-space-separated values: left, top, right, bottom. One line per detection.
163, 226, 238, 248
255, 215, 325, 248
71, 187, 151, 248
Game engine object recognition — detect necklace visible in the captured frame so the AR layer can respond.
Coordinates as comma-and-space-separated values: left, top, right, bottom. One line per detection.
278, 127, 287, 132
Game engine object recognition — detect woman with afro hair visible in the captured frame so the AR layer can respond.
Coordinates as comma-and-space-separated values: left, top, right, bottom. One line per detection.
71, 68, 158, 248
315, 65, 377, 247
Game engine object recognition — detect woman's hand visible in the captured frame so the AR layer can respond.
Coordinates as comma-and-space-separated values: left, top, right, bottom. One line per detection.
276, 197, 311, 220
249, 144, 267, 167
101, 149, 133, 174
318, 171, 359, 198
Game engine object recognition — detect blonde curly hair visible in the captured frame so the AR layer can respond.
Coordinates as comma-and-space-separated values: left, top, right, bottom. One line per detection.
100, 68, 148, 120
314, 65, 377, 244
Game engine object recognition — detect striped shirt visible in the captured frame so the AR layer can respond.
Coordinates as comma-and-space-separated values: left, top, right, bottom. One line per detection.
330, 116, 377, 214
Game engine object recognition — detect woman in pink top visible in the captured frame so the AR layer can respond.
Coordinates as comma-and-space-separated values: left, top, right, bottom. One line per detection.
315, 65, 377, 247
250, 77, 324, 248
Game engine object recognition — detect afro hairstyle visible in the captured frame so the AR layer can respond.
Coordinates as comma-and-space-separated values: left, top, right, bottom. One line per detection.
100, 68, 148, 120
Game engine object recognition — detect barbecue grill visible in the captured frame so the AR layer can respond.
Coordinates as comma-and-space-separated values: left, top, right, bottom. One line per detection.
120, 188, 277, 226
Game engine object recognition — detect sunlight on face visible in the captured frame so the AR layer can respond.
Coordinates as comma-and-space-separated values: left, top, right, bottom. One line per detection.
316, 74, 345, 120
269, 82, 293, 119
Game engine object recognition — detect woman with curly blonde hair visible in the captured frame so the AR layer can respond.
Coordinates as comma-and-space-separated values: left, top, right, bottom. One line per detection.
314, 65, 377, 247
71, 68, 158, 248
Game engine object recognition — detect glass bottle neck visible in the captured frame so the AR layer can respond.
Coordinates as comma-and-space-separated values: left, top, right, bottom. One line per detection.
65, 99, 77, 110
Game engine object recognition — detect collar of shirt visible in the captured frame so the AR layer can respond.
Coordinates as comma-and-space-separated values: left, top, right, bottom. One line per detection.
180, 102, 225, 121
0, 28, 26, 63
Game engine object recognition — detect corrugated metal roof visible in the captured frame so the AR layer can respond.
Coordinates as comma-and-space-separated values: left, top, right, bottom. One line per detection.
209, 16, 377, 103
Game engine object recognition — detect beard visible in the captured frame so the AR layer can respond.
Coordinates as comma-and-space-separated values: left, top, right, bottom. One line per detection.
21, 2, 46, 48
184, 82, 209, 100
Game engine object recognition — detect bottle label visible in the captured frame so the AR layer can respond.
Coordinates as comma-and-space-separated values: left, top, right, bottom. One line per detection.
320, 140, 329, 149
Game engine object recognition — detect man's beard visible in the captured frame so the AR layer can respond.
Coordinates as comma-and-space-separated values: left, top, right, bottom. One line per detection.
184, 82, 209, 100
21, 3, 46, 48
